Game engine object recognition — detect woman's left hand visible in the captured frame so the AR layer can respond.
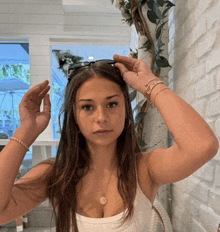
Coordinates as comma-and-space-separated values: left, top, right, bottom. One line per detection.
113, 54, 159, 94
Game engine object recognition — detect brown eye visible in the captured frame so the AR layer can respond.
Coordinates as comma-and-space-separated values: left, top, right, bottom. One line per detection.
82, 101, 118, 111
108, 101, 118, 108
82, 105, 92, 111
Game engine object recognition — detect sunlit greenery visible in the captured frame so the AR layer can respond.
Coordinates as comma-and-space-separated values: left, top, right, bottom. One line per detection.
0, 64, 30, 83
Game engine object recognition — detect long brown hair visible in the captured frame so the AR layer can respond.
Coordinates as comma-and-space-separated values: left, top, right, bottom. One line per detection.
14, 62, 141, 232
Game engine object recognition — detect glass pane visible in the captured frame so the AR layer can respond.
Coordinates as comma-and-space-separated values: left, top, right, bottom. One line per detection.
0, 43, 31, 174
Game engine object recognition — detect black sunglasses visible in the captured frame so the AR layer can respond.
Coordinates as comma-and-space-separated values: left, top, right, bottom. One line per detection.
67, 59, 116, 85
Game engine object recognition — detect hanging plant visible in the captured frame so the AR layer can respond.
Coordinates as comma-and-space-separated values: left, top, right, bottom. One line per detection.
112, 0, 174, 74
111, 0, 175, 151
128, 48, 138, 58
52, 50, 83, 78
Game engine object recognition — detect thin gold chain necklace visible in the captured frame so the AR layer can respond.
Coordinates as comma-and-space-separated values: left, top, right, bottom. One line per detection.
99, 170, 114, 205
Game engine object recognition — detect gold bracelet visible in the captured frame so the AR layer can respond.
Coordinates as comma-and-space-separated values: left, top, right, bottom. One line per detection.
10, 137, 29, 152
153, 87, 170, 105
144, 78, 158, 87
144, 81, 164, 99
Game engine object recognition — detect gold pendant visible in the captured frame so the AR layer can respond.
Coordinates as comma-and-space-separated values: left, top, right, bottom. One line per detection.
100, 196, 107, 205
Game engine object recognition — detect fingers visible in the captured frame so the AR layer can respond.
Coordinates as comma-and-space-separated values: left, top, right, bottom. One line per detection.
25, 80, 50, 102
43, 94, 51, 113
114, 63, 129, 75
38, 85, 50, 99
113, 54, 137, 70
26, 80, 49, 96
114, 54, 151, 74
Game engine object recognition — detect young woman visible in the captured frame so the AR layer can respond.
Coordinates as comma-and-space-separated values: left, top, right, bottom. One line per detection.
0, 55, 218, 232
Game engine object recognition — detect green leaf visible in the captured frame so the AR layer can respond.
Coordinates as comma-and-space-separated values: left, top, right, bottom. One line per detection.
147, 1, 163, 20
166, 1, 175, 7
162, 6, 171, 17
135, 112, 147, 127
156, 26, 162, 40
154, 62, 160, 70
129, 90, 137, 102
156, 0, 165, 7
126, 1, 131, 9
156, 21, 167, 39
156, 45, 164, 54
147, 10, 158, 24
156, 56, 171, 68
147, 0, 155, 11
122, 18, 133, 26
139, 39, 152, 51
154, 5, 164, 20
137, 137, 147, 147
119, 0, 126, 9
128, 18, 134, 26
157, 39, 165, 47
158, 49, 164, 54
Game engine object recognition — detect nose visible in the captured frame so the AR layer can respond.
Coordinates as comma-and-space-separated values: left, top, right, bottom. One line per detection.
95, 106, 109, 123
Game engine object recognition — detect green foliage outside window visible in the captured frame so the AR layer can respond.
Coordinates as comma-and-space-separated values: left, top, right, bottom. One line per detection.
0, 64, 30, 83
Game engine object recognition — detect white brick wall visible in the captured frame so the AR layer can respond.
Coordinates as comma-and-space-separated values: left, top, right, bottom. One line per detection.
169, 0, 220, 231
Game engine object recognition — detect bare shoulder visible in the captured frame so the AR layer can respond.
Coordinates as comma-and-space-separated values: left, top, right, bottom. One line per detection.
17, 157, 55, 183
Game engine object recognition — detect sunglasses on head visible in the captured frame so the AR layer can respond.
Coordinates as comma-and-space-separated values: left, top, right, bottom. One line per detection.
67, 59, 116, 85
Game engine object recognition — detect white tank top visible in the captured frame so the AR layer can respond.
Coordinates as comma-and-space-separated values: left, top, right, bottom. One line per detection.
75, 157, 153, 231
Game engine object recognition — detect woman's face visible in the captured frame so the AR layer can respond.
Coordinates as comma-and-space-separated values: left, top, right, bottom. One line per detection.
75, 75, 126, 146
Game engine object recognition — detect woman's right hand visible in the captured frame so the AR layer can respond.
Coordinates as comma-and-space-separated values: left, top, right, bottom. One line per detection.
19, 80, 51, 136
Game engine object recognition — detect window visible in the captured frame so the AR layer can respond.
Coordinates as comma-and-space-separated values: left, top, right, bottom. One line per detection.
0, 42, 31, 163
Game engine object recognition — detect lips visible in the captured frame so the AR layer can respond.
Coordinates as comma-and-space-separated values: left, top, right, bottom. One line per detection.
94, 130, 113, 133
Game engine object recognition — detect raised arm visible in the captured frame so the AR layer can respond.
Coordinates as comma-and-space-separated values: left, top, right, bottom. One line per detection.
143, 77, 219, 153
0, 80, 51, 213
141, 77, 219, 187
114, 54, 219, 187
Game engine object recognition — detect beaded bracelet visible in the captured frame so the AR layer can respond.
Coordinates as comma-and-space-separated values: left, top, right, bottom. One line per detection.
10, 137, 29, 152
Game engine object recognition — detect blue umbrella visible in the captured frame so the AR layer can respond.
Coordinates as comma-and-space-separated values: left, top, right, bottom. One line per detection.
0, 77, 29, 134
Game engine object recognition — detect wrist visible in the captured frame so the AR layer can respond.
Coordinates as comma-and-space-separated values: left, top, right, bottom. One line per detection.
139, 77, 161, 98
13, 127, 37, 148
149, 83, 169, 104
142, 80, 169, 103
